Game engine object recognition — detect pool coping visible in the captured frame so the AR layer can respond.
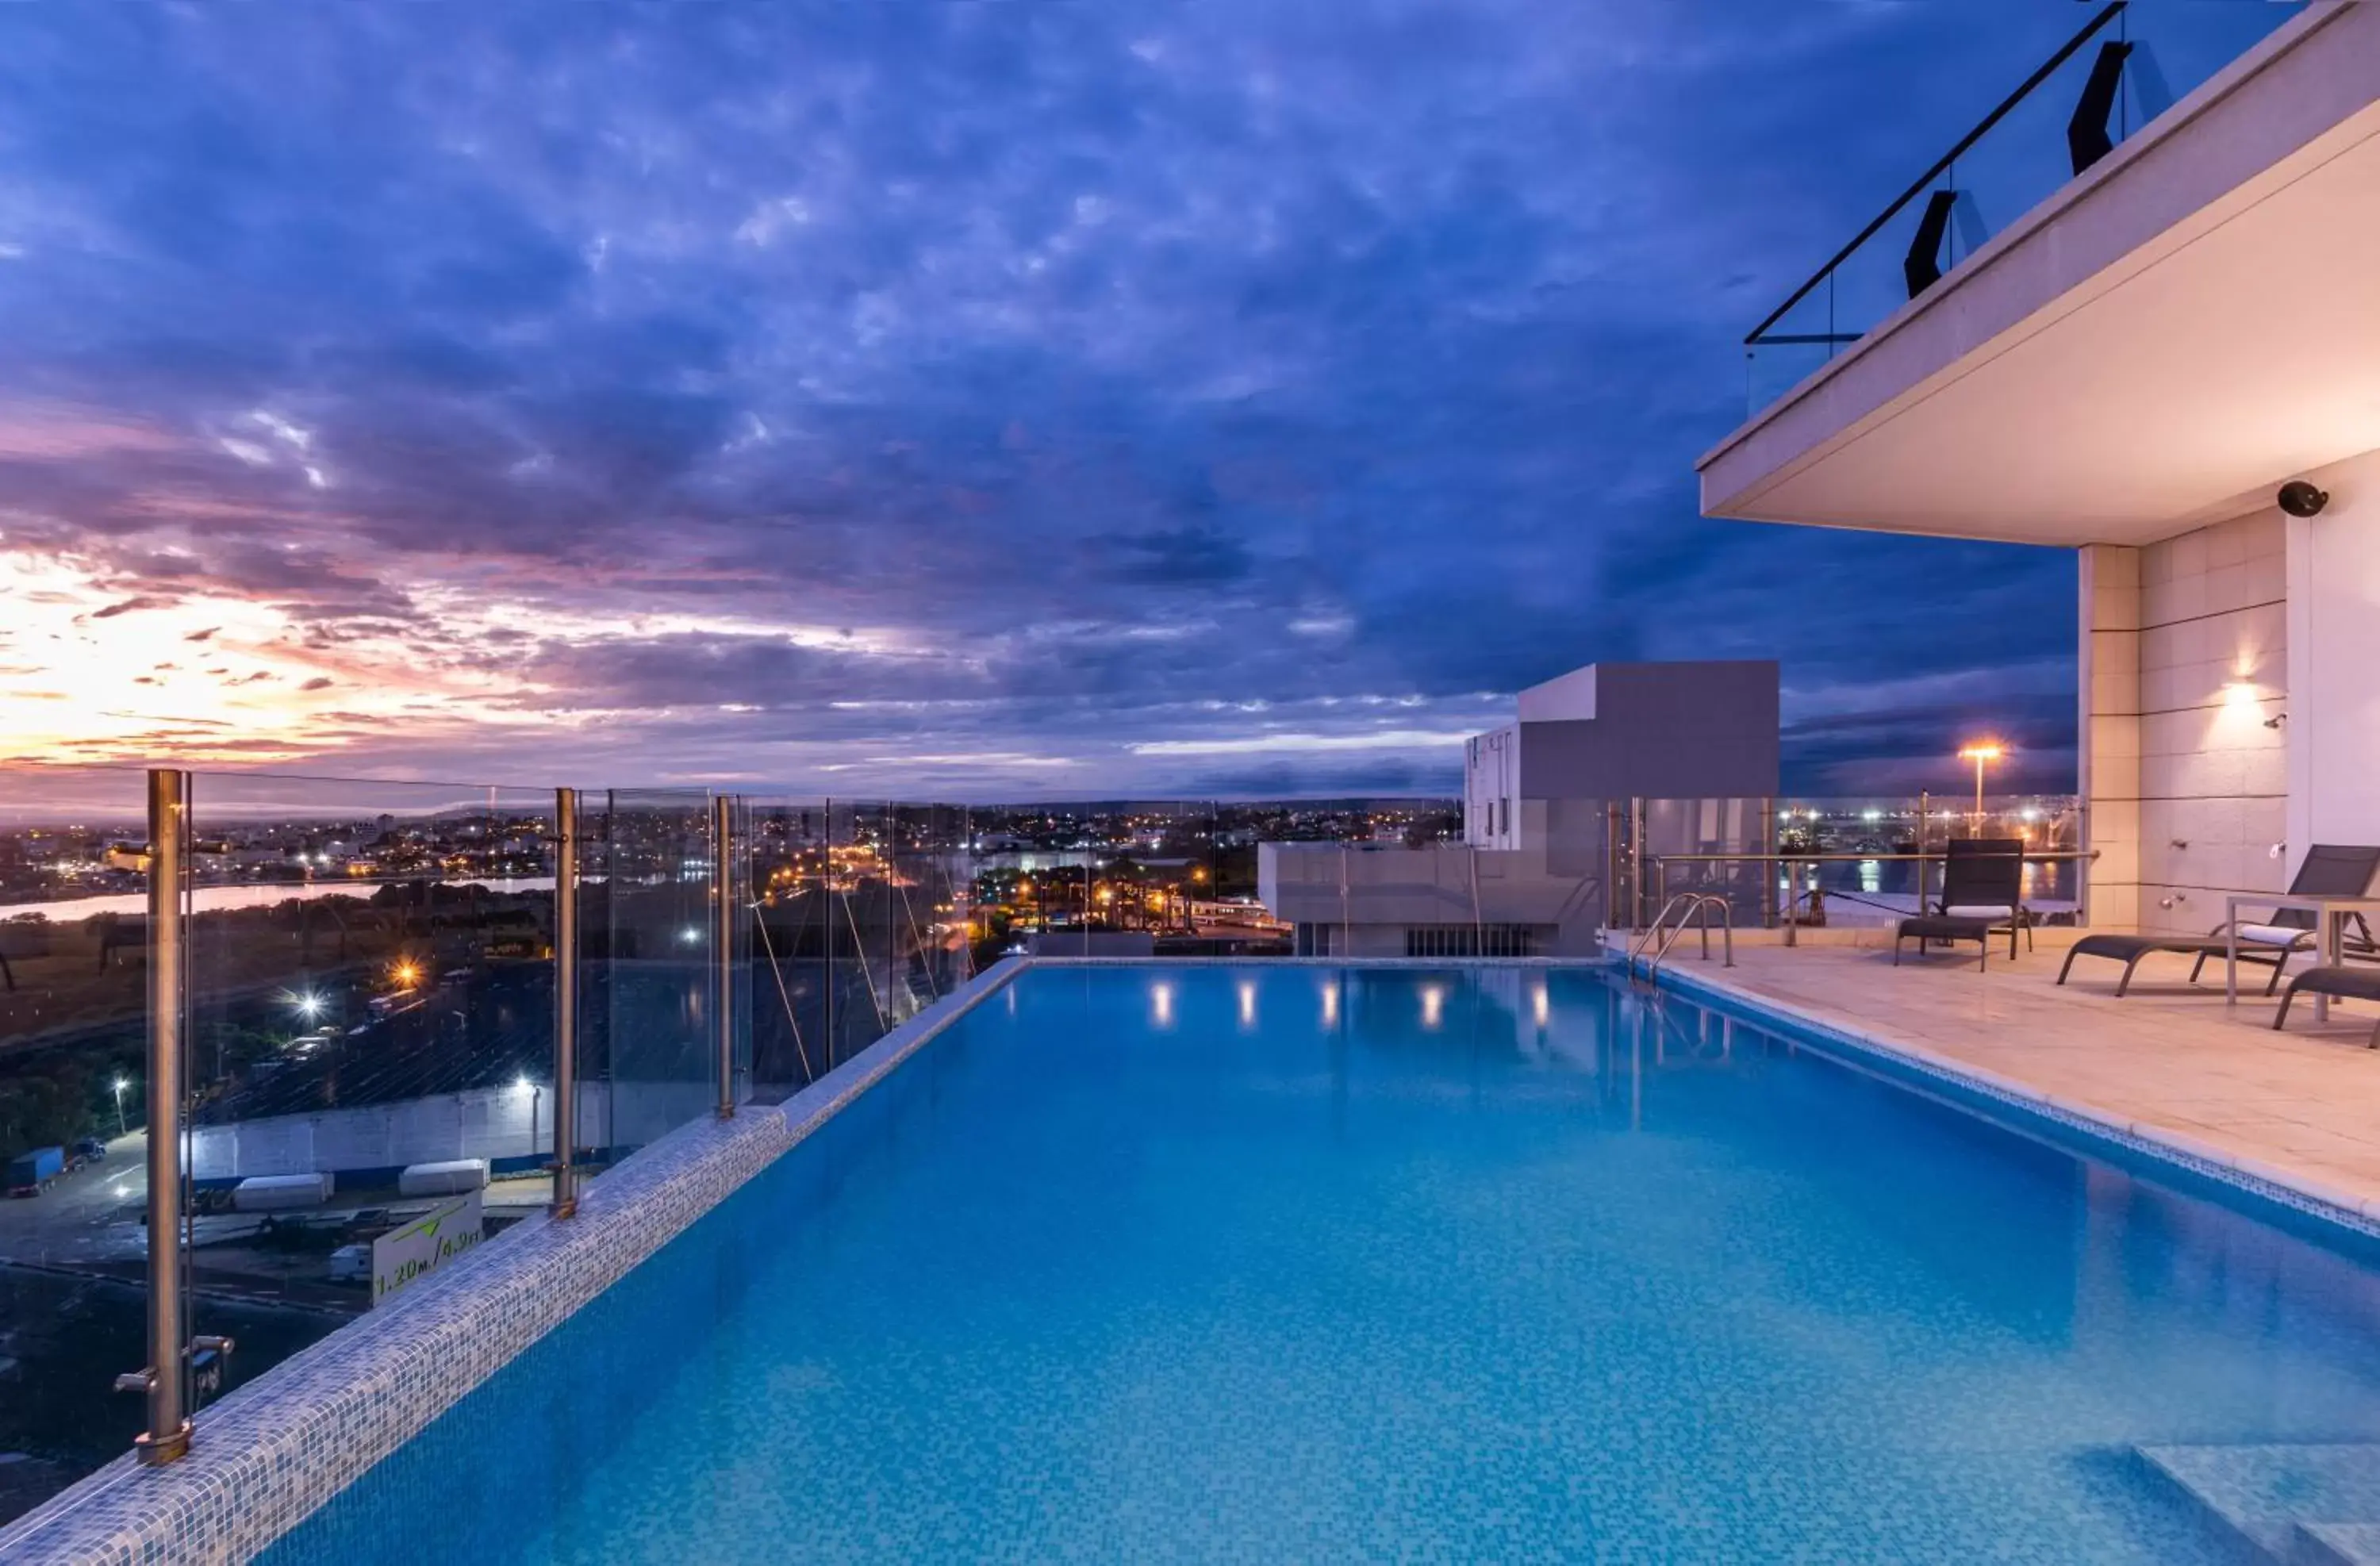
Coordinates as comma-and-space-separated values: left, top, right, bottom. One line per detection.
0, 956, 1033, 1566
1633, 955, 2380, 1248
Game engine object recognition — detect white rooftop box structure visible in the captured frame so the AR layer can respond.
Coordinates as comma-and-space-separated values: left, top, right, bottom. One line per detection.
232, 1173, 335, 1211
398, 1159, 490, 1198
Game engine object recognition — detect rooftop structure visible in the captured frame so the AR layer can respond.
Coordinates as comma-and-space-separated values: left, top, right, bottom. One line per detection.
1261, 660, 1779, 954
1701, 1, 2380, 938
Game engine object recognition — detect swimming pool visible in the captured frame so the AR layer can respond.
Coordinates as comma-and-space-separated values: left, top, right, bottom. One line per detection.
263, 964, 2380, 1563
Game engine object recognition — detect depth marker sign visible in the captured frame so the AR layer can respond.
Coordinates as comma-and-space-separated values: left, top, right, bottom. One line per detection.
370, 1190, 485, 1307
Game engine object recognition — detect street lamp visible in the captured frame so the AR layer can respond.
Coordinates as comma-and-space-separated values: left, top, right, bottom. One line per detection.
1956, 741, 2006, 833
516, 1076, 543, 1160
112, 1077, 129, 1139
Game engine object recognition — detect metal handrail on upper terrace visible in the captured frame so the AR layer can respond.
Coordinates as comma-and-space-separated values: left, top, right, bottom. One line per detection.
1733, 0, 2306, 419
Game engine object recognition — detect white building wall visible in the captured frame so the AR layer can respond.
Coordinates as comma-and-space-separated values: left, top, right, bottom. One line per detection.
2087, 511, 2290, 936
1464, 726, 1520, 849
2287, 447, 2380, 863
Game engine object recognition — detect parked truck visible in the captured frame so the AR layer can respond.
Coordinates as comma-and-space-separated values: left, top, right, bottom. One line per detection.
7, 1146, 65, 1196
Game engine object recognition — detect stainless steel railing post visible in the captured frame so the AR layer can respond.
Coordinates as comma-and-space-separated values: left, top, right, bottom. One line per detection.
127, 767, 191, 1464
712, 794, 735, 1119
551, 789, 580, 1219
1628, 798, 1645, 930
1917, 789, 1932, 918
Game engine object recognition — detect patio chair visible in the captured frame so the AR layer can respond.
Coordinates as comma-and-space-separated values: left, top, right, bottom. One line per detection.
2055, 842, 2380, 997
2271, 965, 2380, 1049
1894, 839, 2025, 970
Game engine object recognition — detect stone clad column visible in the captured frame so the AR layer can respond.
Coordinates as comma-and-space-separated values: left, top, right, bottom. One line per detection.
2079, 543, 2143, 931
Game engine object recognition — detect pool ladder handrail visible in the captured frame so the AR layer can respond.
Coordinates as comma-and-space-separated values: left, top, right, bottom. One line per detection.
1626, 892, 1734, 978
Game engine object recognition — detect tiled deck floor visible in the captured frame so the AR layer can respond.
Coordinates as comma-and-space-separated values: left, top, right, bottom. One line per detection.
1659, 929, 2380, 1215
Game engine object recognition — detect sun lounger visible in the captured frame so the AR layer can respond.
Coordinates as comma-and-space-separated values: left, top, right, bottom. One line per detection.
2055, 844, 2380, 996
2271, 965, 2380, 1049
1894, 839, 2025, 970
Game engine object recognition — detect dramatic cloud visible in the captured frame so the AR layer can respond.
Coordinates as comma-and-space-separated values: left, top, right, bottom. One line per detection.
0, 2, 2290, 796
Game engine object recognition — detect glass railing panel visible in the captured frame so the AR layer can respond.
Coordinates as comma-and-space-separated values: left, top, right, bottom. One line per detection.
578, 787, 715, 1170
1632, 796, 1776, 931
1772, 793, 2086, 927
0, 763, 159, 1519
743, 797, 828, 1097
180, 771, 558, 1318
822, 800, 893, 1069
886, 803, 971, 1012
724, 796, 756, 1110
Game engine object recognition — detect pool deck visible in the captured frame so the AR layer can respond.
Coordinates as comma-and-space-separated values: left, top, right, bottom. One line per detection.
1650, 928, 2380, 1218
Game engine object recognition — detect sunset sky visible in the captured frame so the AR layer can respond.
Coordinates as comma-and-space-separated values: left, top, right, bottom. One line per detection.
0, 3, 2290, 798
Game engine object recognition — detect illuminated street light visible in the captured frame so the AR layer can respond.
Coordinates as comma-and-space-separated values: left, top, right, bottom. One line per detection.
113, 1076, 130, 1138
292, 992, 325, 1019
1956, 741, 2006, 831
515, 1076, 544, 1159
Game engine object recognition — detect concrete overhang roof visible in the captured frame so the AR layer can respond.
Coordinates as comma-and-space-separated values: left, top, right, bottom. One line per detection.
1698, 2, 2380, 547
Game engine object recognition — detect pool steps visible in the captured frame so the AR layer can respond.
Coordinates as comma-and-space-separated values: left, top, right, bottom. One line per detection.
2138, 1442, 2380, 1563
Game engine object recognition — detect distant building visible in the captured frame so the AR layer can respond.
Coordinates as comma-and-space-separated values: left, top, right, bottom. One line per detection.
1259, 660, 1779, 956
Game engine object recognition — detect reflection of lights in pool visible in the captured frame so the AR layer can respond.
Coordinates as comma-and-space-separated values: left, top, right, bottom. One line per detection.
1238, 981, 1257, 1026
1421, 985, 1444, 1029
1534, 986, 1549, 1027
1321, 984, 1338, 1027
1152, 983, 1174, 1026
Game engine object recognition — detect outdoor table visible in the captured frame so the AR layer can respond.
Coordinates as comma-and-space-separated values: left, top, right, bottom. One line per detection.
2225, 893, 2380, 1019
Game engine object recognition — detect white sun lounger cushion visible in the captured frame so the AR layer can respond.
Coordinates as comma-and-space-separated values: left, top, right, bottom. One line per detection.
2236, 923, 2313, 948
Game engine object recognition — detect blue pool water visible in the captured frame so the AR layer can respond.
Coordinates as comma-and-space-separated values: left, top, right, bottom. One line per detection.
269, 966, 2380, 1563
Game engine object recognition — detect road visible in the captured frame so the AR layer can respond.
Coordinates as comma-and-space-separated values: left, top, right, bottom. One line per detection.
0, 1130, 149, 1265
0, 1130, 546, 1279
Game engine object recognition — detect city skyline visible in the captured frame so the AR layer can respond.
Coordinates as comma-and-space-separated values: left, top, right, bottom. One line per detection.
0, 3, 2279, 797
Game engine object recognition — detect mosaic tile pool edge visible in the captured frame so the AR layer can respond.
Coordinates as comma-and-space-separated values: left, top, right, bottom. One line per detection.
1636, 956, 2380, 1249
0, 958, 1031, 1566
